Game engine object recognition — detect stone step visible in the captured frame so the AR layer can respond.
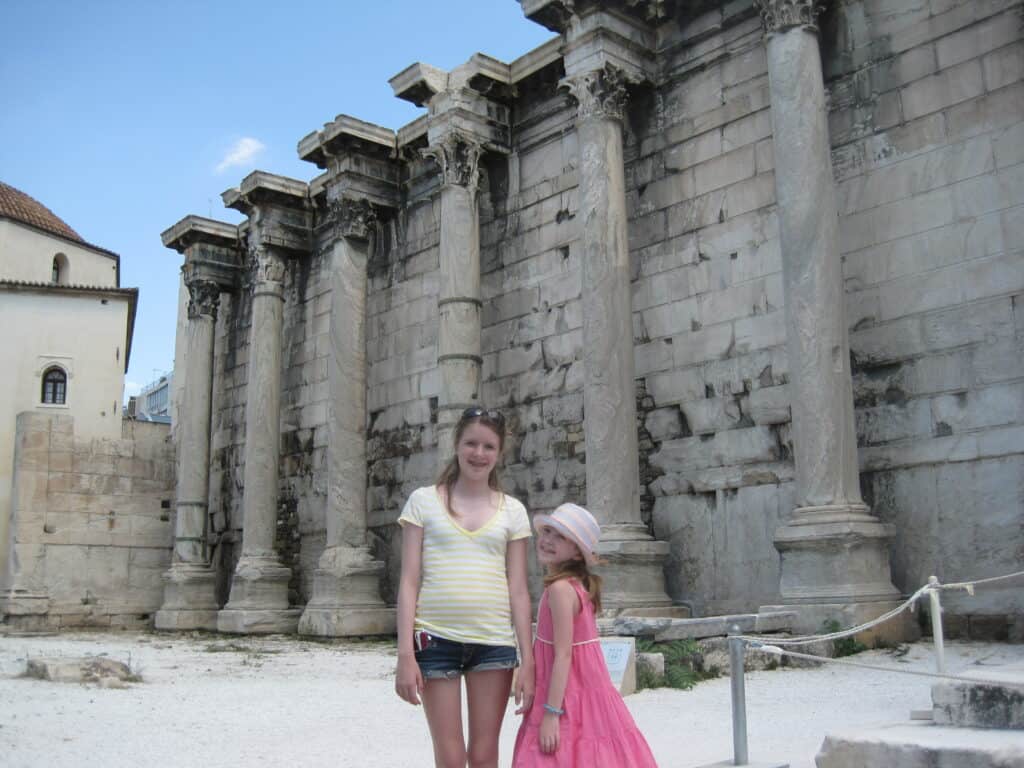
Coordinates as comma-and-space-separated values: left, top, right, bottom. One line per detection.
815, 723, 1024, 767
932, 663, 1024, 730
611, 610, 798, 642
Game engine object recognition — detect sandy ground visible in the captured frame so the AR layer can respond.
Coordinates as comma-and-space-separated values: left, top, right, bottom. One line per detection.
1, 632, 1021, 768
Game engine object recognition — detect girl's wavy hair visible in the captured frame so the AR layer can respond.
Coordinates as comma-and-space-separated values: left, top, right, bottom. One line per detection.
435, 407, 506, 518
543, 557, 602, 614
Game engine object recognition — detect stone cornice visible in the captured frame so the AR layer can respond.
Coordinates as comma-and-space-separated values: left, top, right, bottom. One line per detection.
422, 132, 484, 189
161, 215, 240, 253
224, 172, 313, 256
755, 0, 822, 35
560, 63, 629, 121
389, 62, 448, 108
299, 115, 400, 211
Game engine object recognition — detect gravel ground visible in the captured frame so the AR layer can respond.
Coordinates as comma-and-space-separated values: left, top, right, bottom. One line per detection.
1, 632, 1021, 768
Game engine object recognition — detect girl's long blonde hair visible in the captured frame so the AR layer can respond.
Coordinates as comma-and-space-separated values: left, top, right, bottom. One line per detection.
543, 558, 602, 614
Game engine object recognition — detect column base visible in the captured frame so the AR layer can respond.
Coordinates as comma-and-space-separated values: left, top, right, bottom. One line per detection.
297, 547, 396, 637
217, 556, 299, 635
775, 508, 901, 603
771, 504, 912, 644
154, 563, 219, 631
596, 530, 674, 615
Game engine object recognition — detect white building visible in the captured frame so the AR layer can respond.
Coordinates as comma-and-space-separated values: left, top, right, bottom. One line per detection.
0, 180, 138, 583
136, 372, 174, 423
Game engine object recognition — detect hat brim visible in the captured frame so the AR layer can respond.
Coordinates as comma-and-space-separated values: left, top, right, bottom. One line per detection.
532, 513, 599, 566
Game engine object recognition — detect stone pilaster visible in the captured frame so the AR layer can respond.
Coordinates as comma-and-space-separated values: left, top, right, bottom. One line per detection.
297, 116, 398, 637
561, 64, 671, 612
755, 0, 905, 638
0, 412, 66, 628
218, 174, 310, 634
156, 216, 242, 631
424, 131, 486, 459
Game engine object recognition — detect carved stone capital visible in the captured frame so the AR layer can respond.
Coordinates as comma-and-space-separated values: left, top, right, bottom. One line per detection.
252, 246, 287, 286
186, 279, 221, 320
422, 133, 483, 189
330, 198, 377, 242
560, 64, 629, 122
755, 0, 822, 35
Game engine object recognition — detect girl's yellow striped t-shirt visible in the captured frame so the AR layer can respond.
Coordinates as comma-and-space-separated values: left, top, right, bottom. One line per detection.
399, 485, 531, 646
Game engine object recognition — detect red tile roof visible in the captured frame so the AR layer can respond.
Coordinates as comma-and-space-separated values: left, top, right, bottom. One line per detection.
0, 181, 84, 243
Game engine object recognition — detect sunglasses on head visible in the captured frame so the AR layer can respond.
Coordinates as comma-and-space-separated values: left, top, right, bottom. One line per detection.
462, 406, 505, 426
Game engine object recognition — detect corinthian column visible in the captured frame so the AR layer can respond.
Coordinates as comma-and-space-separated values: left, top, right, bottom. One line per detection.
299, 199, 395, 636
424, 132, 485, 460
218, 243, 300, 634
155, 276, 221, 629
563, 65, 671, 612
756, 0, 904, 638
155, 216, 240, 631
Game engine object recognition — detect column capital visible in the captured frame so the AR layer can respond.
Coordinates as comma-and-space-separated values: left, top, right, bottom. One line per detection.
422, 132, 484, 189
185, 278, 221, 320
329, 197, 378, 243
755, 0, 823, 36
560, 63, 630, 122
251, 245, 287, 287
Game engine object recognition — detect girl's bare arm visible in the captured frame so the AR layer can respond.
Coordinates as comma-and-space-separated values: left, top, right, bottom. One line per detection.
395, 523, 424, 705
507, 537, 535, 712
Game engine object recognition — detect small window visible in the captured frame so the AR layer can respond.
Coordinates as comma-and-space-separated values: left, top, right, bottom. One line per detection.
42, 367, 67, 404
51, 253, 69, 284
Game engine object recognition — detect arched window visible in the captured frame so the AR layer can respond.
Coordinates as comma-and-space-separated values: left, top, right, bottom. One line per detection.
42, 367, 67, 404
51, 253, 69, 284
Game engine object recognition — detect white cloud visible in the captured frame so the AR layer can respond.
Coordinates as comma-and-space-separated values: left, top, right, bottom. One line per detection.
215, 137, 266, 173
124, 380, 141, 397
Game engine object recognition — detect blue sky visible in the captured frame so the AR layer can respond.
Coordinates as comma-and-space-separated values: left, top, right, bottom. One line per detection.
1, 0, 552, 397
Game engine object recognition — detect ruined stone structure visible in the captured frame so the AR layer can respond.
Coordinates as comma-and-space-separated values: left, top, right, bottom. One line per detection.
155, 0, 1021, 637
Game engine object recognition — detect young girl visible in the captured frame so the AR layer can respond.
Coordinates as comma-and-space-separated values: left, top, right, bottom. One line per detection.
513, 503, 659, 767
394, 407, 535, 768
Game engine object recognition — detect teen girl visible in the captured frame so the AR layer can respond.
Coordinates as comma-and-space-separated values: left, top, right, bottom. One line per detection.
395, 407, 535, 768
513, 503, 658, 767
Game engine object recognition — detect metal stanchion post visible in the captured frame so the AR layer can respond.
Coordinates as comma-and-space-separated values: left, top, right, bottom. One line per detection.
728, 625, 749, 766
928, 575, 946, 674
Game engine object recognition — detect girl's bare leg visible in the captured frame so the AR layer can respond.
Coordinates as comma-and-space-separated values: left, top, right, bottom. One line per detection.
465, 669, 514, 768
422, 677, 467, 768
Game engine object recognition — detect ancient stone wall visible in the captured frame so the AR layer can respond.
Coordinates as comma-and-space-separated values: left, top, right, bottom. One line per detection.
3, 413, 174, 629
826, 0, 1024, 632
191, 0, 1021, 627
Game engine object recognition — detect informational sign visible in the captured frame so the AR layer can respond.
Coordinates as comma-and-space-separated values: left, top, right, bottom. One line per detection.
600, 636, 637, 695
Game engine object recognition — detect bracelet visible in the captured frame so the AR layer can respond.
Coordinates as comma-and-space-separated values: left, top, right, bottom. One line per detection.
543, 703, 565, 716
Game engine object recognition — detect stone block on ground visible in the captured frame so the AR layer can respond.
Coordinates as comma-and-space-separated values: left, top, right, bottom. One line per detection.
25, 656, 139, 686
932, 663, 1024, 729
637, 651, 665, 686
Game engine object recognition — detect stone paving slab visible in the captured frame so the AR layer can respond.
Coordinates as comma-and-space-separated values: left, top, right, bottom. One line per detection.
816, 723, 1024, 768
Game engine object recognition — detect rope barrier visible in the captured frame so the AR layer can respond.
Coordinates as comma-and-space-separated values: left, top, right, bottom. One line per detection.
748, 643, 1020, 687
734, 569, 1024, 647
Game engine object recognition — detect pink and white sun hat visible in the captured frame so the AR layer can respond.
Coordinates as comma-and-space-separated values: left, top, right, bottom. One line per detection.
532, 503, 602, 565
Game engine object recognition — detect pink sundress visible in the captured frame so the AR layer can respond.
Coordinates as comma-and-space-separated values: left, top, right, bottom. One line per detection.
512, 578, 659, 767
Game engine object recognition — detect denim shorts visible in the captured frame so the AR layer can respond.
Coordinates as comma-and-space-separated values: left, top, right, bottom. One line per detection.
413, 630, 518, 680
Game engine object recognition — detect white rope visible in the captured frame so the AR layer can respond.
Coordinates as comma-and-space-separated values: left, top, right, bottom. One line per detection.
735, 568, 1024, 647
749, 644, 1022, 688
936, 569, 1024, 596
